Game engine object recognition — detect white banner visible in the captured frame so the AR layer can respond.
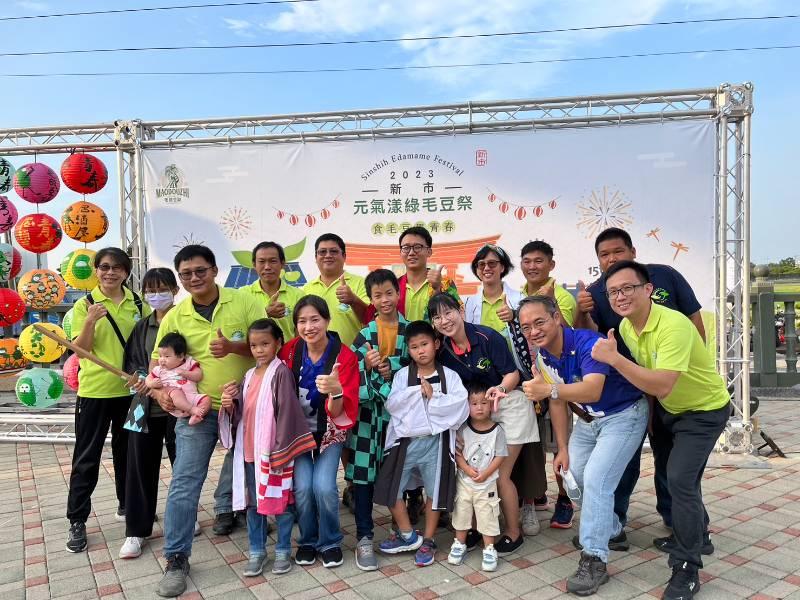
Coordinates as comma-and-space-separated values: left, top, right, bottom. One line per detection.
143, 120, 716, 305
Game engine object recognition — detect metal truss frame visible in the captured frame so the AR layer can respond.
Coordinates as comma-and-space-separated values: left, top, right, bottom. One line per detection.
0, 84, 753, 446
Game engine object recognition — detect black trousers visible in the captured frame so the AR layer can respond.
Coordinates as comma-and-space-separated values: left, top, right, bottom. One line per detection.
512, 415, 548, 500
66, 396, 131, 524
650, 401, 729, 569
353, 482, 375, 540
125, 414, 177, 537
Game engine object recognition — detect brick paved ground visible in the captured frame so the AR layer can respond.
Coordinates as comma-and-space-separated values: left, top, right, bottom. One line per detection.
1, 400, 799, 600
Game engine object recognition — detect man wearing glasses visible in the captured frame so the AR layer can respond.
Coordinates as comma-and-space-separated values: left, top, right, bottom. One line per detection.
396, 226, 460, 322
519, 295, 648, 596
153, 245, 264, 598
590, 260, 729, 600
574, 227, 706, 546
303, 233, 369, 347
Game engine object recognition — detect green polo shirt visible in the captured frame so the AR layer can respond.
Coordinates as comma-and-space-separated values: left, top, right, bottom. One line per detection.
153, 286, 263, 408
240, 278, 304, 342
404, 279, 433, 322
619, 303, 729, 415
71, 287, 151, 398
479, 294, 506, 334
303, 271, 368, 346
522, 278, 577, 326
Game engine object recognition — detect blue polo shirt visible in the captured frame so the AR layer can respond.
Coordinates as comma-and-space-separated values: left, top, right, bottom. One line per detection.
438, 322, 517, 389
538, 326, 642, 417
587, 263, 702, 360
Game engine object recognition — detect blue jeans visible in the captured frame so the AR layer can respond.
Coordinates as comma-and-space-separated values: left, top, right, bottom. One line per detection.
245, 462, 294, 557
570, 398, 649, 563
163, 411, 220, 558
293, 442, 343, 552
214, 448, 234, 515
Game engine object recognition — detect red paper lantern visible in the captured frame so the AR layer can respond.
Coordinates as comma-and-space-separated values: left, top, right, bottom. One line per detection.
332, 198, 340, 208
63, 353, 80, 390
488, 193, 496, 203
14, 213, 62, 253
534, 206, 544, 217
13, 163, 60, 204
320, 208, 330, 220
289, 214, 299, 225
9, 247, 21, 279
60, 153, 108, 194
0, 288, 26, 327
514, 206, 527, 220
277, 210, 285, 220
499, 201, 509, 214
305, 214, 316, 227
548, 199, 558, 210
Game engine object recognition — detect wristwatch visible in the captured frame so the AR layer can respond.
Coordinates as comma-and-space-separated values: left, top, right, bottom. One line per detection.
497, 385, 507, 394
550, 383, 559, 400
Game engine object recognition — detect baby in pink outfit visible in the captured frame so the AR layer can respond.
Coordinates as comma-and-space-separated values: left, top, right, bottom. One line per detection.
146, 332, 211, 425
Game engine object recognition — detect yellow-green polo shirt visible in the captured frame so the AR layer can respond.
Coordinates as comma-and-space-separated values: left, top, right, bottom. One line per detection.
479, 294, 506, 334
404, 280, 433, 322
302, 271, 368, 346
619, 303, 729, 415
522, 278, 577, 326
71, 286, 151, 398
153, 286, 263, 408
240, 278, 303, 342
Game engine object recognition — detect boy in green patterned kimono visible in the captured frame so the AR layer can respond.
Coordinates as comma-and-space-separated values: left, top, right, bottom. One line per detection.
347, 268, 409, 571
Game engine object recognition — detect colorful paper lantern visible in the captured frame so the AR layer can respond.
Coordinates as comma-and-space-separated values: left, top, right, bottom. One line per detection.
61, 307, 75, 339
9, 247, 21, 279
0, 288, 26, 327
488, 193, 496, 203
514, 207, 527, 220
320, 208, 330, 220
0, 157, 15, 194
0, 243, 13, 281
304, 214, 316, 227
17, 269, 67, 310
0, 338, 29, 378
13, 163, 60, 204
63, 353, 79, 390
61, 200, 109, 243
16, 367, 64, 408
60, 153, 108, 194
499, 202, 509, 214
289, 214, 299, 225
548, 199, 558, 210
0, 196, 18, 232
534, 206, 544, 217
60, 249, 98, 291
19, 323, 67, 363
14, 213, 63, 253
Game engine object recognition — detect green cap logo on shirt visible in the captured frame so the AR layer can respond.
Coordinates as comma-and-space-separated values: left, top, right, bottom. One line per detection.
651, 288, 670, 303
231, 330, 245, 342
477, 358, 492, 371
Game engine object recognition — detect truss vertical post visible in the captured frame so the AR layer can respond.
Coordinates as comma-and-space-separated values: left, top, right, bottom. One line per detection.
716, 83, 754, 448
116, 120, 146, 289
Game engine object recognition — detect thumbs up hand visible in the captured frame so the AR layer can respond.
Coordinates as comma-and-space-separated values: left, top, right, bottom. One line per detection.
576, 280, 594, 314
523, 365, 550, 402
316, 362, 343, 397
591, 328, 619, 366
427, 264, 445, 292
335, 274, 355, 305
266, 290, 287, 318
495, 292, 514, 323
209, 328, 232, 358
364, 342, 382, 370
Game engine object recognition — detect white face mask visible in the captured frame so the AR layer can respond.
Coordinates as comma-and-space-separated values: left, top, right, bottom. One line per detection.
145, 291, 174, 311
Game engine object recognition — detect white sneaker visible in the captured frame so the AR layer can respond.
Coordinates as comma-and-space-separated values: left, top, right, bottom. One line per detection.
447, 539, 467, 565
482, 544, 498, 572
194, 520, 201, 536
521, 503, 540, 536
119, 536, 143, 559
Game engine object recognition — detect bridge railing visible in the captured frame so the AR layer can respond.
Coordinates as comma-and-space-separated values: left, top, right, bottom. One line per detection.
750, 274, 799, 387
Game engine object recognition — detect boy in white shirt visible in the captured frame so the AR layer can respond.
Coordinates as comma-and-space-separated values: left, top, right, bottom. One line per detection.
374, 320, 469, 567
448, 382, 508, 571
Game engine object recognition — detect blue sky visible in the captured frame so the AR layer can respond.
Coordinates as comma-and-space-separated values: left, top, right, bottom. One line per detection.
1, 0, 798, 264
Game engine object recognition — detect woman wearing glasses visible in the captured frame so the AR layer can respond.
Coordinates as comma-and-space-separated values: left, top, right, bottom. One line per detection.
65, 248, 150, 554
428, 292, 537, 557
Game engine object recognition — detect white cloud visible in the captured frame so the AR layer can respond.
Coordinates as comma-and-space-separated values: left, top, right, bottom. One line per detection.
15, 0, 48, 10
224, 17, 257, 38
247, 0, 777, 98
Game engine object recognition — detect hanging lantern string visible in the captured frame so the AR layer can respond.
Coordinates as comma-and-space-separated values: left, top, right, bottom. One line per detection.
273, 195, 341, 223
486, 188, 560, 219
